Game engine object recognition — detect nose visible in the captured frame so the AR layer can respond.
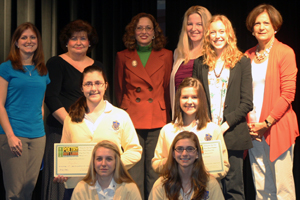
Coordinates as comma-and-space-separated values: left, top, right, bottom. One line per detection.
102, 159, 107, 166
141, 28, 146, 33
182, 149, 188, 155
192, 24, 196, 31
259, 24, 265, 30
187, 97, 193, 103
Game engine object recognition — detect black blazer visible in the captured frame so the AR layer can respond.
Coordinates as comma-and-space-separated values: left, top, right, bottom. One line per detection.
193, 56, 253, 150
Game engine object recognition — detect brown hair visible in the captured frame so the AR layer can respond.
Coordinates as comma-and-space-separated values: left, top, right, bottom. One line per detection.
69, 65, 108, 122
59, 19, 98, 53
173, 77, 210, 130
162, 131, 209, 200
176, 6, 211, 64
246, 4, 283, 32
6, 22, 47, 76
83, 140, 135, 186
202, 15, 243, 69
123, 13, 166, 51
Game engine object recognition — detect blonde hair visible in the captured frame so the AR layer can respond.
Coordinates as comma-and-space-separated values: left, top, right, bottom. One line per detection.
83, 140, 135, 186
203, 15, 243, 69
176, 6, 211, 64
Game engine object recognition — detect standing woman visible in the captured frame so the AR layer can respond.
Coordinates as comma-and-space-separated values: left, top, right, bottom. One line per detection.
149, 131, 224, 200
245, 4, 299, 199
0, 22, 50, 200
193, 15, 253, 199
170, 6, 211, 119
114, 13, 173, 199
42, 19, 104, 200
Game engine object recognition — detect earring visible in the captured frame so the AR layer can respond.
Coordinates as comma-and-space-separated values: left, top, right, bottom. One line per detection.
152, 36, 155, 39
252, 32, 254, 36
16, 45, 19, 48
89, 45, 91, 47
274, 31, 277, 34
66, 45, 68, 47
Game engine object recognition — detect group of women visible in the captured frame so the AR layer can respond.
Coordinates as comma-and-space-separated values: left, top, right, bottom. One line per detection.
0, 3, 298, 200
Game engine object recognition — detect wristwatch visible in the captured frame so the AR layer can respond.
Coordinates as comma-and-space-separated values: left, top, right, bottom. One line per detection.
265, 119, 272, 128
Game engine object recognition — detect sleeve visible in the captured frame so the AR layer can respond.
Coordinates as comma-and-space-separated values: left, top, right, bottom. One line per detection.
225, 57, 253, 127
61, 116, 72, 143
71, 181, 88, 200
148, 178, 166, 200
192, 57, 200, 79
211, 126, 229, 180
206, 176, 225, 200
0, 62, 12, 82
45, 57, 65, 113
125, 183, 143, 200
163, 50, 173, 122
120, 111, 142, 170
270, 47, 297, 120
152, 126, 168, 173
114, 52, 126, 107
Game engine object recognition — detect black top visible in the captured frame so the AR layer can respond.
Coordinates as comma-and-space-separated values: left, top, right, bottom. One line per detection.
45, 56, 105, 129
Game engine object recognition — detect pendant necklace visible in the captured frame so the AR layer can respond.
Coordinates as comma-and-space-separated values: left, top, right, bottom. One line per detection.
214, 61, 225, 78
24, 66, 33, 76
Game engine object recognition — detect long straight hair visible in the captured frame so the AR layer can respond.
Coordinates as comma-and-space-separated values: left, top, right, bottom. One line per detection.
162, 131, 209, 199
7, 22, 47, 76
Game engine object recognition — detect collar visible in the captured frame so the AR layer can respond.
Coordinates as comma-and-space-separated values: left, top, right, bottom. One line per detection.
137, 44, 152, 52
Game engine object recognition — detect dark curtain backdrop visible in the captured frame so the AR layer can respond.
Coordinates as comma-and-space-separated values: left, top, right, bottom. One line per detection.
0, 0, 299, 199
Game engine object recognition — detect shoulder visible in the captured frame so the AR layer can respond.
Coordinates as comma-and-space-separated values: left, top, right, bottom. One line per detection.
152, 176, 164, 189
0, 60, 14, 79
93, 60, 104, 68
245, 46, 256, 56
117, 182, 140, 195
206, 176, 221, 190
46, 56, 63, 65
273, 40, 295, 56
0, 60, 13, 70
161, 123, 176, 132
205, 122, 220, 130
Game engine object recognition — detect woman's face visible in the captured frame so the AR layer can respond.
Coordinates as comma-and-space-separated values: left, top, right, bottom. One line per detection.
135, 17, 154, 47
94, 147, 116, 179
173, 138, 199, 169
82, 71, 107, 105
186, 13, 204, 44
209, 20, 228, 55
253, 11, 275, 44
67, 31, 90, 55
180, 87, 199, 118
16, 28, 38, 57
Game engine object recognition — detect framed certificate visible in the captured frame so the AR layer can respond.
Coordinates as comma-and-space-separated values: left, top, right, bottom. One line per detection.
54, 143, 96, 177
200, 140, 224, 173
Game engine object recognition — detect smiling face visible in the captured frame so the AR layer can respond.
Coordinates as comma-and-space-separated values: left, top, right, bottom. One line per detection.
253, 11, 275, 44
16, 28, 38, 57
135, 17, 155, 47
180, 87, 199, 119
209, 20, 228, 56
67, 31, 90, 55
94, 147, 116, 179
82, 71, 107, 105
173, 138, 199, 170
187, 13, 204, 44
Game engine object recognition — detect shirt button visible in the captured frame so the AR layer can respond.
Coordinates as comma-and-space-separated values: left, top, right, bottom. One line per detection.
136, 87, 141, 93
136, 98, 141, 103
148, 98, 153, 103
148, 86, 153, 91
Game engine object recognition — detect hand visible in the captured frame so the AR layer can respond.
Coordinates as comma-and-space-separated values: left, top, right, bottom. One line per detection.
220, 122, 230, 135
7, 135, 22, 156
53, 175, 68, 183
248, 122, 268, 142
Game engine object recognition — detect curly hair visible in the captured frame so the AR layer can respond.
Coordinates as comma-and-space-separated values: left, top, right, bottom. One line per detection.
246, 4, 282, 33
202, 15, 243, 69
83, 140, 135, 186
162, 131, 209, 200
7, 22, 47, 76
176, 6, 211, 64
59, 19, 98, 53
123, 13, 166, 51
173, 77, 210, 131
69, 65, 108, 122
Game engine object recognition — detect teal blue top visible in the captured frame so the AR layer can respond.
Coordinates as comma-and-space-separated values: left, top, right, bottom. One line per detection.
137, 44, 152, 67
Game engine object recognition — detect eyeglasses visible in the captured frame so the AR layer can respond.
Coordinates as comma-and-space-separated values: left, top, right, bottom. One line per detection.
136, 26, 153, 33
174, 146, 197, 153
83, 81, 105, 88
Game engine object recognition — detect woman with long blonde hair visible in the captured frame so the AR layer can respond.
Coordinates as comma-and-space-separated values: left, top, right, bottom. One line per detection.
193, 15, 253, 199
170, 6, 211, 119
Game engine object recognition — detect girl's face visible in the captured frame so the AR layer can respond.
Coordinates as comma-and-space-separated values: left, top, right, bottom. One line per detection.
173, 138, 199, 169
81, 71, 107, 105
209, 20, 228, 56
186, 13, 204, 43
180, 87, 199, 118
94, 147, 116, 179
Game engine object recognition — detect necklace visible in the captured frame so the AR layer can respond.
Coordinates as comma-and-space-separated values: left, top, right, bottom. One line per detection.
255, 39, 274, 61
23, 66, 34, 76
214, 65, 224, 78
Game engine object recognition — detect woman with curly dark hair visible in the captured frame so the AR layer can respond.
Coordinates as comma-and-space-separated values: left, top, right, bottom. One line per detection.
149, 131, 224, 200
41, 19, 105, 200
114, 13, 173, 199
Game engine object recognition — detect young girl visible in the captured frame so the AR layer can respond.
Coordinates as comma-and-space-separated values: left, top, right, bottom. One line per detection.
149, 131, 224, 199
71, 140, 142, 200
152, 77, 229, 181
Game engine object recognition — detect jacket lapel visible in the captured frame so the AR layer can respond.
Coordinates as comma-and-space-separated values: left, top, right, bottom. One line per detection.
144, 50, 164, 77
124, 50, 153, 85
